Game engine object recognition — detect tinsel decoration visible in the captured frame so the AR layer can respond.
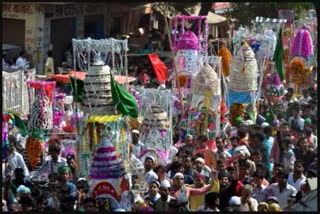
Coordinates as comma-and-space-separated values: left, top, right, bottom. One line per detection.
289, 57, 311, 89
25, 137, 43, 168
290, 28, 313, 59
218, 46, 232, 77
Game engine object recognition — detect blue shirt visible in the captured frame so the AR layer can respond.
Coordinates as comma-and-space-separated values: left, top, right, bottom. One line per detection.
262, 136, 274, 170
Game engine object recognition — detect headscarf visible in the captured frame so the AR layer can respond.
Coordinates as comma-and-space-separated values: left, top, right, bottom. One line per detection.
58, 165, 71, 174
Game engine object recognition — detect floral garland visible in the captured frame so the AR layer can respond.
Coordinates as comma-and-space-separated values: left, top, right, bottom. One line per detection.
289, 58, 308, 89
25, 137, 43, 168
218, 46, 232, 77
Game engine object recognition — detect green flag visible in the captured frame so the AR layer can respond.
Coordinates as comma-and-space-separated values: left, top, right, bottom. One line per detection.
6, 110, 28, 137
110, 74, 138, 118
70, 76, 84, 103
273, 29, 284, 81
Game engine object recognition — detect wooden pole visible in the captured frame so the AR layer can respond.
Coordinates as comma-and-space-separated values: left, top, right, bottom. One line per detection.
163, 14, 184, 113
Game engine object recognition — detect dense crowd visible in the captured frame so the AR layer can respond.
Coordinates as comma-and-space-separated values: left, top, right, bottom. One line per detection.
2, 83, 317, 212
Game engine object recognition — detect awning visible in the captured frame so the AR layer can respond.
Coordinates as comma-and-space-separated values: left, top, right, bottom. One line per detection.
212, 2, 231, 11
193, 4, 227, 24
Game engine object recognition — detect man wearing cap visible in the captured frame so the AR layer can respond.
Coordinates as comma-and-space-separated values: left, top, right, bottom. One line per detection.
187, 172, 219, 211
144, 156, 158, 184
226, 196, 241, 211
192, 157, 211, 184
144, 181, 161, 209
154, 180, 176, 211
192, 135, 217, 169
59, 166, 76, 197
131, 130, 144, 158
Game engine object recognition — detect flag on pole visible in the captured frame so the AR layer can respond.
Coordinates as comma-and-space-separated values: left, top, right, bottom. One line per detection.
273, 29, 284, 81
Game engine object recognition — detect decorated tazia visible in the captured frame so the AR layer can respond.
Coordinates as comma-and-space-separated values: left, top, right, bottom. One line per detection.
192, 64, 221, 96
229, 43, 258, 91
141, 105, 170, 130
90, 136, 125, 179
290, 28, 313, 59
82, 62, 115, 115
27, 81, 56, 131
266, 72, 285, 99
289, 57, 312, 89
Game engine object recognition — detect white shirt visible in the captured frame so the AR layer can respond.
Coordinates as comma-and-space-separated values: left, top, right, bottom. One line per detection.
197, 205, 220, 211
239, 197, 258, 211
287, 173, 306, 191
8, 151, 30, 178
31, 156, 67, 180
298, 96, 312, 105
263, 183, 297, 209
252, 184, 267, 202
288, 116, 305, 130
15, 56, 30, 70
132, 141, 144, 158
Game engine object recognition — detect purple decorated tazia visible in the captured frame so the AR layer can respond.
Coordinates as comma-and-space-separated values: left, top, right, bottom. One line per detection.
89, 143, 125, 179
175, 31, 199, 52
290, 28, 313, 59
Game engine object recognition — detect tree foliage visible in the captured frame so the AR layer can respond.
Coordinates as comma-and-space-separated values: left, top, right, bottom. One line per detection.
231, 2, 315, 26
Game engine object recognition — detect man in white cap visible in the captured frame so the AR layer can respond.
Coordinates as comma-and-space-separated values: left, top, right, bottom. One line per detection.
154, 180, 176, 211
144, 180, 161, 209
131, 130, 144, 158
144, 156, 158, 185
192, 157, 211, 184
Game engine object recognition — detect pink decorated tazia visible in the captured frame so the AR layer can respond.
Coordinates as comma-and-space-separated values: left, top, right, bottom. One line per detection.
175, 30, 199, 52
291, 28, 313, 59
90, 140, 125, 180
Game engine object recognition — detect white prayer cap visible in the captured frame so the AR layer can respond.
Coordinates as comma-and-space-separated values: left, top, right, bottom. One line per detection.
261, 122, 270, 128
229, 196, 241, 206
132, 129, 140, 135
173, 172, 184, 179
160, 180, 171, 188
145, 155, 155, 162
195, 157, 205, 164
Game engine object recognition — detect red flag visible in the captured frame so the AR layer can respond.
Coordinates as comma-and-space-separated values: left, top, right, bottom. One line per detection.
147, 53, 167, 83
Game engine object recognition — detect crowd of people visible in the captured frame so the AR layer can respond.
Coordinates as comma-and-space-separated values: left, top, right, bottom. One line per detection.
2, 83, 317, 211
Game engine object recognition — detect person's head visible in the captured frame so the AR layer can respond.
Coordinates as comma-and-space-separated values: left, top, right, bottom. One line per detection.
58, 166, 72, 183
173, 173, 184, 188
302, 88, 309, 98
272, 163, 283, 177
8, 135, 16, 154
185, 134, 193, 145
144, 156, 155, 171
14, 168, 25, 181
218, 171, 229, 188
131, 130, 140, 144
298, 137, 309, 151
148, 181, 160, 197
159, 180, 171, 198
76, 179, 89, 197
197, 135, 208, 148
205, 192, 219, 209
194, 173, 205, 188
47, 50, 53, 57
277, 170, 288, 188
228, 196, 241, 209
48, 143, 61, 161
252, 151, 262, 163
19, 194, 34, 212
239, 161, 250, 179
48, 172, 60, 183
258, 202, 269, 212
294, 160, 305, 175
66, 154, 76, 170
36, 194, 48, 212
251, 170, 264, 187
217, 160, 226, 172
216, 137, 225, 151
281, 137, 292, 151
9, 202, 23, 212
241, 184, 253, 201
154, 165, 167, 179
195, 157, 205, 171
83, 197, 96, 212
268, 203, 281, 211
263, 125, 273, 137
230, 136, 239, 148
184, 156, 193, 169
